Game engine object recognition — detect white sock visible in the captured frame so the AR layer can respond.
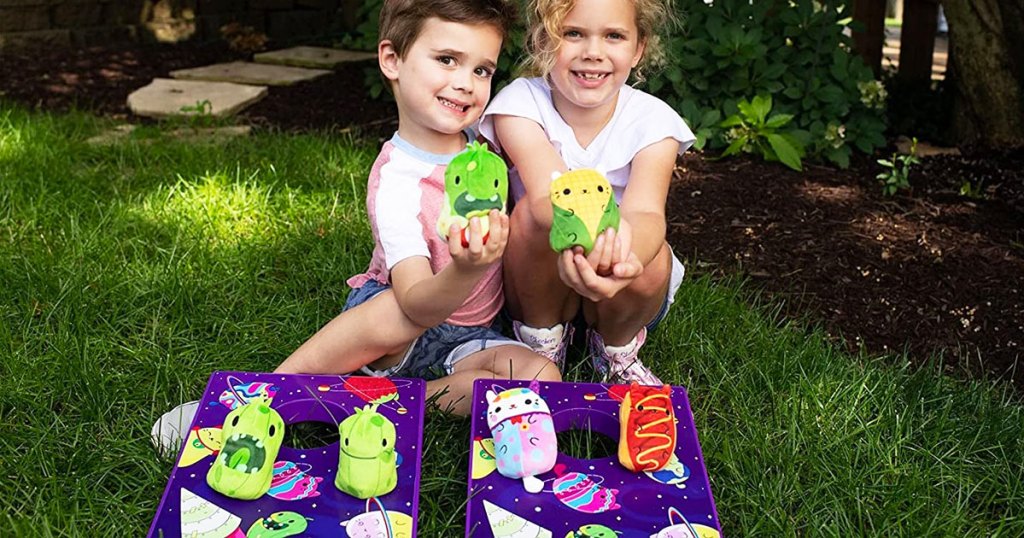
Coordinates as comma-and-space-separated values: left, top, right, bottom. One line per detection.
516, 323, 565, 352
603, 335, 640, 357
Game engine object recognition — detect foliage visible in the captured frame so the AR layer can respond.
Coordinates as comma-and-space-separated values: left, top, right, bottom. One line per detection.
338, 0, 886, 169
220, 22, 269, 54
876, 137, 920, 196
644, 0, 886, 168
719, 94, 807, 171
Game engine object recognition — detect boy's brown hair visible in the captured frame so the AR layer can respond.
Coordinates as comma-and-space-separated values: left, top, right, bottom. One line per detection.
379, 0, 517, 59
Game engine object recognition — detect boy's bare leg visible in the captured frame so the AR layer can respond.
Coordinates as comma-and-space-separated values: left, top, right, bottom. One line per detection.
582, 242, 673, 346
276, 290, 426, 375
504, 201, 580, 326
425, 345, 562, 415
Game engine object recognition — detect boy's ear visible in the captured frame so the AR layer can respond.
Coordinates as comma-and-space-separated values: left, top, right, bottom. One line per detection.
378, 39, 401, 81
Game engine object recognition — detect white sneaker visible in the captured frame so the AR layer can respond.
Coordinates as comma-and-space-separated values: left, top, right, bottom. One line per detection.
151, 400, 200, 457
588, 327, 663, 385
512, 321, 574, 369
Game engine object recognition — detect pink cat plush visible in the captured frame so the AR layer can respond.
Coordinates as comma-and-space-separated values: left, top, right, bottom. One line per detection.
485, 380, 558, 493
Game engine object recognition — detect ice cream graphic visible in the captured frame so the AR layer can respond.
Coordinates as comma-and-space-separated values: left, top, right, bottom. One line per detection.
483, 500, 552, 538
179, 487, 243, 538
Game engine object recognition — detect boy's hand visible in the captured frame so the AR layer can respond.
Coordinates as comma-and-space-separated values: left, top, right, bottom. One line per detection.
448, 210, 508, 273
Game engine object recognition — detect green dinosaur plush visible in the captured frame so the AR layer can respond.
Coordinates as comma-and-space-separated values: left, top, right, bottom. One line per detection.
549, 169, 620, 254
334, 403, 398, 499
206, 396, 284, 500
436, 140, 508, 246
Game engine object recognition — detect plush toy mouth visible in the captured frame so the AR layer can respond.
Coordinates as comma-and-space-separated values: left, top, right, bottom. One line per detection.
454, 192, 503, 217
218, 432, 267, 474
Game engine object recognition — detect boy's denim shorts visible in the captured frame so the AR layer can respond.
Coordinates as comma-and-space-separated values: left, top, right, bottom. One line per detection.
344, 280, 529, 381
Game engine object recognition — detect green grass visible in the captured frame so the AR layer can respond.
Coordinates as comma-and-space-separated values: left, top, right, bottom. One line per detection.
1, 103, 1022, 535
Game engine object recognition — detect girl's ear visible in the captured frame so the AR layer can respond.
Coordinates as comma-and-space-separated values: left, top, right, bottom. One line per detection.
631, 38, 647, 69
379, 40, 400, 81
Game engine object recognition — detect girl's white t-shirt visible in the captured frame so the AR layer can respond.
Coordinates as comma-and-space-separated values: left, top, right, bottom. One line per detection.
479, 77, 695, 203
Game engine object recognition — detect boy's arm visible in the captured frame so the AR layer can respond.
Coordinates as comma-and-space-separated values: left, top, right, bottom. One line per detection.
492, 115, 567, 229
389, 212, 508, 328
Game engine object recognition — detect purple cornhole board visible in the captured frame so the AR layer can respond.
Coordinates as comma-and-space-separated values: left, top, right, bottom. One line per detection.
465, 379, 721, 537
149, 371, 425, 537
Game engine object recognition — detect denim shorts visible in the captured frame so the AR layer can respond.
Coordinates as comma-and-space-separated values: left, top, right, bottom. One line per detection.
344, 280, 529, 381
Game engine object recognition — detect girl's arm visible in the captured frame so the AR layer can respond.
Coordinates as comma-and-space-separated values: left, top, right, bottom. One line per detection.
617, 137, 680, 265
389, 211, 509, 328
492, 115, 568, 229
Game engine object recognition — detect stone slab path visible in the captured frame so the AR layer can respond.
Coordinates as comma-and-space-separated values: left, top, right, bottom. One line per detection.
170, 61, 332, 86
126, 47, 373, 122
254, 46, 376, 69
128, 78, 268, 119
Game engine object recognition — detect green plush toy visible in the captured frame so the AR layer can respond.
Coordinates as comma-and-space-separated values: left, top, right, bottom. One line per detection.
206, 396, 285, 500
549, 168, 620, 254
436, 140, 508, 246
334, 403, 398, 499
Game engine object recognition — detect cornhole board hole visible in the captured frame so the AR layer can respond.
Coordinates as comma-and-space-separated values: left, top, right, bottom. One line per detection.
465, 379, 721, 537
149, 371, 425, 537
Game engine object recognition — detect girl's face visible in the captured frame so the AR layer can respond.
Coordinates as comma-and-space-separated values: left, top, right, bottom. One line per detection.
548, 0, 645, 117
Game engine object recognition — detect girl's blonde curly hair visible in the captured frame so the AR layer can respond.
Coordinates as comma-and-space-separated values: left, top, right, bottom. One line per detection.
521, 0, 677, 84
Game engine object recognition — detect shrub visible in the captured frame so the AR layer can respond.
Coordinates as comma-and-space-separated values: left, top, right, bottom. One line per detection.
646, 0, 886, 168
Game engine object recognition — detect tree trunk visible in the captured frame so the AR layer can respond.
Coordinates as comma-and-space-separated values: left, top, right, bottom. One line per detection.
942, 0, 1024, 148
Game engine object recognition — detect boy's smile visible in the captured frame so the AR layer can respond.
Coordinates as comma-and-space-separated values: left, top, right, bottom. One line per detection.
380, 18, 502, 154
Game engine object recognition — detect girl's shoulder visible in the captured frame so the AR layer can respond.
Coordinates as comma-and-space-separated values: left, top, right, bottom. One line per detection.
617, 85, 684, 125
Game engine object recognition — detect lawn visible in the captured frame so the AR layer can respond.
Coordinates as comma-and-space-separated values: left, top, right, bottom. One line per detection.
1, 104, 1022, 536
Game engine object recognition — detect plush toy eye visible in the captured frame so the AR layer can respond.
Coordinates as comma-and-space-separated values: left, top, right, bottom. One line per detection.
231, 415, 239, 427
597, 185, 604, 192
344, 437, 349, 446
269, 425, 277, 437
563, 188, 571, 195
637, 405, 645, 411
382, 438, 388, 447
454, 175, 461, 185
494, 179, 499, 188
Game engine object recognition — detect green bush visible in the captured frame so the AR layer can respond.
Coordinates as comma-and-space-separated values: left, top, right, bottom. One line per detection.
648, 0, 886, 168
340, 0, 887, 169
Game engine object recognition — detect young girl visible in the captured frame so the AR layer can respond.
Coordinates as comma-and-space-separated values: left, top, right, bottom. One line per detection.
479, 0, 693, 384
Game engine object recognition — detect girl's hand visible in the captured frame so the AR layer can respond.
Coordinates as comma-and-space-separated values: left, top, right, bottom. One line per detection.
449, 210, 508, 273
557, 246, 643, 302
585, 221, 636, 278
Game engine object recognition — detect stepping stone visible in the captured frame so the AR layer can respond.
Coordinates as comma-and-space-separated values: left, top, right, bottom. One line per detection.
254, 46, 376, 69
128, 78, 268, 119
170, 61, 331, 86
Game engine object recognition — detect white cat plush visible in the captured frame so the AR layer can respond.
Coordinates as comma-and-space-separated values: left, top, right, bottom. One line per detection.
485, 380, 558, 493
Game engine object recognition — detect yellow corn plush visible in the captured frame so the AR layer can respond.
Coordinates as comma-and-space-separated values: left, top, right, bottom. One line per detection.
549, 169, 620, 253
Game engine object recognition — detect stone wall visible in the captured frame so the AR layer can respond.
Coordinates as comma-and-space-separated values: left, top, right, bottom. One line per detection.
0, 0, 361, 52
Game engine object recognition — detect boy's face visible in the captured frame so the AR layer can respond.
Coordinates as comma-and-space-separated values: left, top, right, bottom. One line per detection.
380, 18, 503, 153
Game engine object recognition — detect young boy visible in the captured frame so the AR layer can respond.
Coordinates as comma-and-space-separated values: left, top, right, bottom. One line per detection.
153, 0, 559, 454
274, 0, 560, 414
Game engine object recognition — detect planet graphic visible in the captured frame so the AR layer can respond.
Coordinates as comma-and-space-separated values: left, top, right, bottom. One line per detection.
217, 380, 279, 410
179, 487, 243, 538
340, 497, 413, 538
483, 500, 552, 538
268, 461, 323, 501
650, 507, 720, 538
644, 453, 691, 488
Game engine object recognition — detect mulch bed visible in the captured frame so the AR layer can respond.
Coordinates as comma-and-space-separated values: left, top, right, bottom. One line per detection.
3, 41, 1021, 388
